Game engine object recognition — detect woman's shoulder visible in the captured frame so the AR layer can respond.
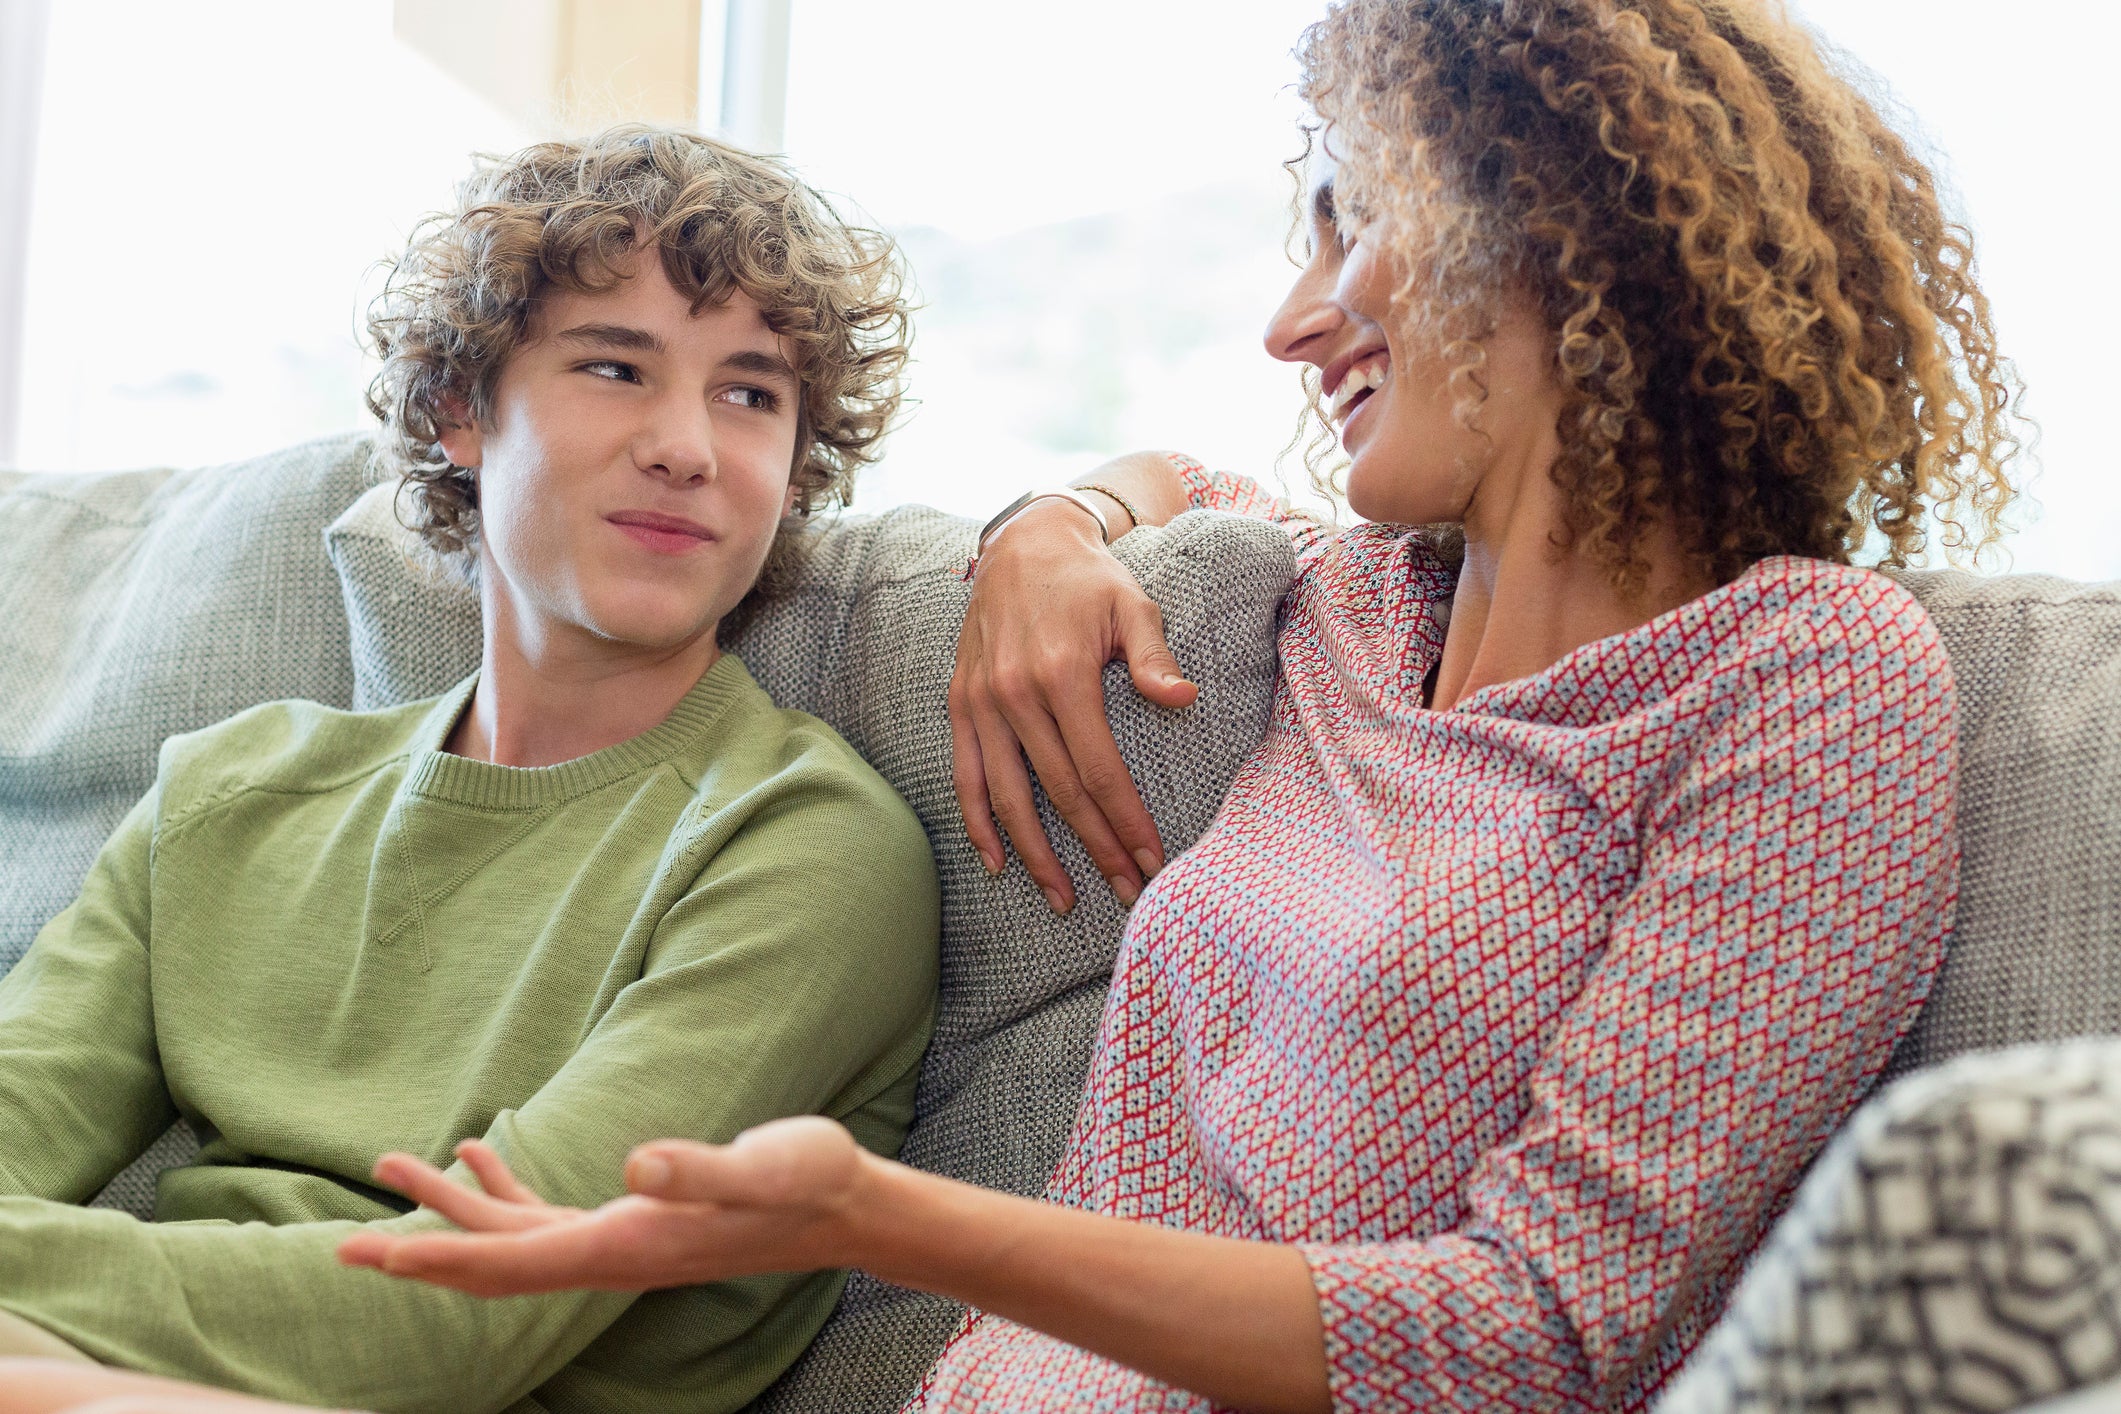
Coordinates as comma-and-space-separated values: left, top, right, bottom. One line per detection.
1302, 520, 1460, 607
1666, 557, 1957, 751
1714, 556, 1949, 679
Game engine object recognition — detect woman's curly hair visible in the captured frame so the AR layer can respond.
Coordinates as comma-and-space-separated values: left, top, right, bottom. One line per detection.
366, 125, 909, 605
1296, 0, 2024, 588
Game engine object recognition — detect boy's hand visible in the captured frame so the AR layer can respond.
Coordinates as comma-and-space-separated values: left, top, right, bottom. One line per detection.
336, 1117, 866, 1297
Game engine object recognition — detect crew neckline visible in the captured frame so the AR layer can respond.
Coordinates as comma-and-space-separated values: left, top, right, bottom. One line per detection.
402, 653, 751, 810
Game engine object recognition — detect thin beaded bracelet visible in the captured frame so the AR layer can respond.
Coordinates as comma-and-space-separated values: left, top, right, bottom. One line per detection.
1078, 482, 1147, 537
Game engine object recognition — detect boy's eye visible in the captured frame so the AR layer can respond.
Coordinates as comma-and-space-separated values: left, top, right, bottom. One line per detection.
719, 385, 781, 412
581, 360, 640, 383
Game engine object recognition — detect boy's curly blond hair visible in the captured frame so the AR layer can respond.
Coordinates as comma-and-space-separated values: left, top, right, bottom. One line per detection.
365, 125, 910, 609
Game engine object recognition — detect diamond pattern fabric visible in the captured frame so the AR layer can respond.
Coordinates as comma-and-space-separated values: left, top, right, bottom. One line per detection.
911, 459, 1960, 1412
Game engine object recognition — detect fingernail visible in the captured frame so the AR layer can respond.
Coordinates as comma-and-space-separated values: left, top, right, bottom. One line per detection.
1041, 887, 1072, 915
1132, 849, 1162, 879
632, 1154, 671, 1192
980, 851, 1002, 876
1107, 875, 1140, 906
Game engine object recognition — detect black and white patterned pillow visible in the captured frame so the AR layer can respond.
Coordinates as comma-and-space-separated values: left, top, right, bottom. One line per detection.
1656, 1038, 2121, 1414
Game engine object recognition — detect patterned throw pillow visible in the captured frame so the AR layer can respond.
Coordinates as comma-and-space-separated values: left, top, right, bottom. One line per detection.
1654, 1038, 2121, 1414
325, 481, 1296, 1410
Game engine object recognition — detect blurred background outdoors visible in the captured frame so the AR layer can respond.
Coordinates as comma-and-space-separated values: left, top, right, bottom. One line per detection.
0, 0, 2113, 579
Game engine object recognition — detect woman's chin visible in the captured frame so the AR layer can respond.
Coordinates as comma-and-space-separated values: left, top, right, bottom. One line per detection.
1343, 453, 1466, 529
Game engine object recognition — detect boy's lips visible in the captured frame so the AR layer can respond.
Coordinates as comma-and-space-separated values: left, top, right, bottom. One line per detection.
607, 509, 715, 555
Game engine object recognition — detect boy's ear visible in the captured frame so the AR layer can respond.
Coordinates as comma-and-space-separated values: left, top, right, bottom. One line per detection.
435, 396, 483, 470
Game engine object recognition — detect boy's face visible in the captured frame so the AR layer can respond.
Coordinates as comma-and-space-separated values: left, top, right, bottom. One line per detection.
439, 253, 801, 661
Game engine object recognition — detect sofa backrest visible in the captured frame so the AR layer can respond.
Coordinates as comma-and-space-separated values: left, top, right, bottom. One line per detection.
1882, 569, 2121, 1076
0, 434, 375, 974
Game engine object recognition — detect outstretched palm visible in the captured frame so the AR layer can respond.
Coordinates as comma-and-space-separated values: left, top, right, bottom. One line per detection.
337, 1116, 864, 1297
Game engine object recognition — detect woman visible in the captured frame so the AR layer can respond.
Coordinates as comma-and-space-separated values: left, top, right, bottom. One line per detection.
26, 0, 2019, 1410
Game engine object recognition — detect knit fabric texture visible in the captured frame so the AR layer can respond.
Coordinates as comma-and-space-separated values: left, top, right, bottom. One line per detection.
1877, 571, 2121, 1076
0, 433, 375, 974
0, 435, 378, 1215
0, 656, 939, 1412
1653, 1036, 2121, 1413
323, 479, 1293, 1411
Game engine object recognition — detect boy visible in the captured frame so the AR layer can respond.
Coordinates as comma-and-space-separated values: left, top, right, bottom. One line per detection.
0, 126, 938, 1414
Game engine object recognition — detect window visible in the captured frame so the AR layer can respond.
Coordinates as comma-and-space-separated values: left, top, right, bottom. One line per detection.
7, 0, 2115, 579
10, 0, 535, 474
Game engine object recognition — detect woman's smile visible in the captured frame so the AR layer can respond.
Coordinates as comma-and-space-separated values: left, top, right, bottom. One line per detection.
1326, 349, 1391, 445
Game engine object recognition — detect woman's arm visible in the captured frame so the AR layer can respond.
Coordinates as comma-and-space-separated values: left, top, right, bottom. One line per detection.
340, 1120, 1330, 1414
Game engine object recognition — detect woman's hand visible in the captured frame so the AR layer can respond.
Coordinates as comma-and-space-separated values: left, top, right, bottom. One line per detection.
336, 1117, 866, 1297
952, 469, 1197, 914
339, 1118, 1329, 1413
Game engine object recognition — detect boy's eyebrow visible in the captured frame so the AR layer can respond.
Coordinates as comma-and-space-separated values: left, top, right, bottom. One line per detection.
720, 348, 800, 389
1311, 177, 1337, 225
553, 323, 666, 354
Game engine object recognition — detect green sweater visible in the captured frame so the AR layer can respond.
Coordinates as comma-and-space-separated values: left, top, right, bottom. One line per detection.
0, 654, 940, 1413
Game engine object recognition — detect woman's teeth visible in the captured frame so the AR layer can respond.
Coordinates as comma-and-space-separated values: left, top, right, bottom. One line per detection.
1330, 361, 1388, 421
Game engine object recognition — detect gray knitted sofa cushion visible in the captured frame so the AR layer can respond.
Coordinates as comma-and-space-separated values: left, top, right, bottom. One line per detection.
0, 433, 374, 970
1883, 571, 2121, 1076
323, 481, 1293, 1411
0, 434, 378, 1213
1654, 1037, 2121, 1414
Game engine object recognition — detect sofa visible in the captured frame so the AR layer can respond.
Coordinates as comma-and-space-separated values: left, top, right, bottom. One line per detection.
2, 432, 2117, 1412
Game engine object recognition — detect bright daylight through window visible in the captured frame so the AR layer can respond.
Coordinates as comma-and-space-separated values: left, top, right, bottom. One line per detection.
5, 0, 2116, 579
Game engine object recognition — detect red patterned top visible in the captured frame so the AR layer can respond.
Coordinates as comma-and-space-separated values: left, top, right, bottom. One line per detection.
912, 459, 1957, 1411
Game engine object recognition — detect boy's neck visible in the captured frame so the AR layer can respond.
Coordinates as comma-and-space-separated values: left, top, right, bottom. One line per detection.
443, 577, 722, 769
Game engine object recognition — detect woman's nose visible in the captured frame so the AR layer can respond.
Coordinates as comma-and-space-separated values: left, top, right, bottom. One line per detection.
1263, 257, 1344, 367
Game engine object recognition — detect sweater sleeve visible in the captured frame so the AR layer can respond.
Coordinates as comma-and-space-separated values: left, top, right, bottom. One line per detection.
1299, 579, 1959, 1411
0, 786, 179, 1199
1163, 451, 1335, 567
0, 769, 940, 1413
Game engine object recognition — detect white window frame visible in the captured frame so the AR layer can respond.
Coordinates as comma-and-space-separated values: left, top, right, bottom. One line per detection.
698, 0, 790, 151
0, 0, 53, 465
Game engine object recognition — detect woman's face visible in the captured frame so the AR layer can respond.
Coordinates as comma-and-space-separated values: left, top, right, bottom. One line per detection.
439, 254, 802, 658
1264, 151, 1562, 530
